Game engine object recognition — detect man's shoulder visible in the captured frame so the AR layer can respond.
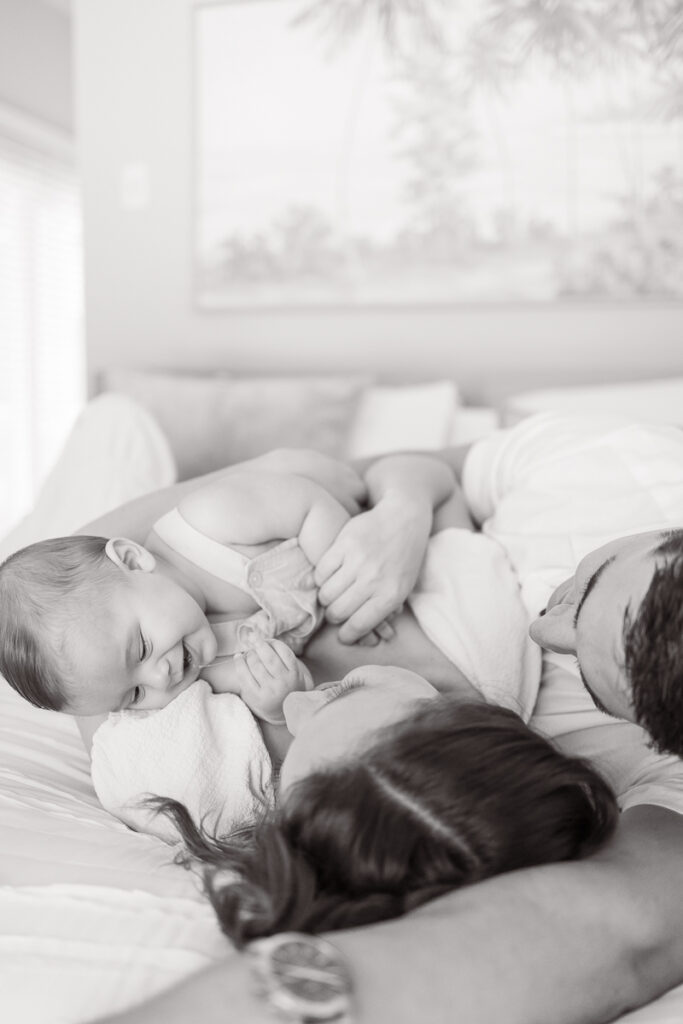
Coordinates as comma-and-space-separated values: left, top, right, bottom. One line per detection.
533, 654, 683, 817
469, 412, 682, 470
464, 412, 683, 529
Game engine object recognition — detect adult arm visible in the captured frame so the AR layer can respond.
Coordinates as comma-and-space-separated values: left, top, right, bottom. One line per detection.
353, 442, 472, 484
91, 804, 683, 1024
315, 454, 470, 643
77, 447, 471, 645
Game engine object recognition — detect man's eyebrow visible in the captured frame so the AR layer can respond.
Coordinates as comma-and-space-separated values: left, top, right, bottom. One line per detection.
573, 556, 616, 629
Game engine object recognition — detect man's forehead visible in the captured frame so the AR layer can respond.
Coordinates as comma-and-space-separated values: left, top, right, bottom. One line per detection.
577, 536, 664, 646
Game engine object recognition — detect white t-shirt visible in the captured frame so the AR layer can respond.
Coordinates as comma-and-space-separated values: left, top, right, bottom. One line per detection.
462, 412, 683, 814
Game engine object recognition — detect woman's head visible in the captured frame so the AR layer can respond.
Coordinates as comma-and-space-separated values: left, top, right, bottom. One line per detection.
161, 686, 618, 945
280, 665, 441, 793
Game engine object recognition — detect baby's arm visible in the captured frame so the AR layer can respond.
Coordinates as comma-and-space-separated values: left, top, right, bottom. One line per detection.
202, 638, 312, 724
177, 470, 350, 567
241, 448, 367, 516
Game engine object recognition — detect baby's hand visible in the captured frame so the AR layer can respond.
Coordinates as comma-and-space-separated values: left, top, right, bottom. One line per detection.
235, 638, 313, 725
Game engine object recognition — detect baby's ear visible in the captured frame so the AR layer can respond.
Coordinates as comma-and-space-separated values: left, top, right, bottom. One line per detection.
104, 537, 156, 573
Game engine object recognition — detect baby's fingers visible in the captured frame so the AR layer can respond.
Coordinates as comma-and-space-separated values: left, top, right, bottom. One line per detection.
251, 638, 295, 677
242, 648, 266, 685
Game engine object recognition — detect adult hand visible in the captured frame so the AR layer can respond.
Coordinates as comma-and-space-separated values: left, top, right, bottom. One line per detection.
314, 493, 431, 644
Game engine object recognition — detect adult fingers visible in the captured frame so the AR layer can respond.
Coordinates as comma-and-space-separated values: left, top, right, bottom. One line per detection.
337, 597, 392, 645
374, 619, 396, 641
314, 545, 346, 587
324, 581, 373, 625
355, 631, 381, 647
316, 564, 358, 608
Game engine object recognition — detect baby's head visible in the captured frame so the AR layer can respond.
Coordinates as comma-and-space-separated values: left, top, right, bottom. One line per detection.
0, 536, 117, 712
0, 535, 216, 716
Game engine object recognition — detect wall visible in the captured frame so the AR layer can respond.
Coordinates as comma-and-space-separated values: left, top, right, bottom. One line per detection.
74, 0, 683, 403
0, 0, 73, 132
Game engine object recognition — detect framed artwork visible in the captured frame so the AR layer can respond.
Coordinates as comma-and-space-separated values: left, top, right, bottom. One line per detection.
194, 0, 683, 307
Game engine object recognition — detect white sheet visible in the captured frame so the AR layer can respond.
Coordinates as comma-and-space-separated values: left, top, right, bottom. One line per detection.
0, 677, 231, 1022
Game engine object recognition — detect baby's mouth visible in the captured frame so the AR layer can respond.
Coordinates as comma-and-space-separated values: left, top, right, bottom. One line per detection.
182, 642, 194, 673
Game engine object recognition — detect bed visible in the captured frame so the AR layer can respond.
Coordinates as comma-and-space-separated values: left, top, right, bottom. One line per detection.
3, 371, 683, 1023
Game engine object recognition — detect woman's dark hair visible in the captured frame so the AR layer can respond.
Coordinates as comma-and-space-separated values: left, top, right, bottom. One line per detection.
154, 695, 618, 945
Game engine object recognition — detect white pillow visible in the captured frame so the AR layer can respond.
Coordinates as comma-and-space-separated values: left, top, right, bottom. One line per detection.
346, 381, 459, 458
448, 406, 499, 446
0, 393, 176, 560
102, 369, 369, 479
503, 378, 683, 429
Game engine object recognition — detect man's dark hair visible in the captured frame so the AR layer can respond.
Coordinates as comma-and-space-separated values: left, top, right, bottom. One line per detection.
623, 530, 683, 756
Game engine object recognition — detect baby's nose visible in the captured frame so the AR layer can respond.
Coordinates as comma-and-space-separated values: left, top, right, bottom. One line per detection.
145, 655, 173, 689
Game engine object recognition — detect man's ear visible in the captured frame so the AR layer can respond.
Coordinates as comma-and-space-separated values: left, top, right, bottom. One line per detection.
104, 537, 156, 573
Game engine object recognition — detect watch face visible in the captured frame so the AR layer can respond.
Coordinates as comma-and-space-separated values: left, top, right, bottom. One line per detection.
249, 932, 353, 1021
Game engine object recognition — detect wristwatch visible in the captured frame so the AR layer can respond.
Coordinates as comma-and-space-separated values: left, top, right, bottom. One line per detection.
246, 931, 354, 1022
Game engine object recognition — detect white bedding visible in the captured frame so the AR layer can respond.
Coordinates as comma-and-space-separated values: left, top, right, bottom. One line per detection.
0, 394, 230, 1021
2, 383, 683, 1023
0, 676, 229, 1024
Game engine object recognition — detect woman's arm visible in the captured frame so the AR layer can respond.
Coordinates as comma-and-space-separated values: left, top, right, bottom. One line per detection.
91, 805, 683, 1024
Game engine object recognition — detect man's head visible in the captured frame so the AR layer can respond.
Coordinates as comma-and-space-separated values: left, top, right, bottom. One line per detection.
0, 535, 216, 716
529, 529, 683, 755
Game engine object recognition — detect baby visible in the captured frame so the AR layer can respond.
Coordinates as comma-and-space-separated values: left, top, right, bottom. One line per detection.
0, 455, 540, 841
0, 466, 377, 727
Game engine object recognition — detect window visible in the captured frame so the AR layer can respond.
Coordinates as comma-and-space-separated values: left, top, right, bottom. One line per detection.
0, 104, 85, 538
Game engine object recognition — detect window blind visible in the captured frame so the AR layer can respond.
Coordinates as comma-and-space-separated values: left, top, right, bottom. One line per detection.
0, 106, 85, 539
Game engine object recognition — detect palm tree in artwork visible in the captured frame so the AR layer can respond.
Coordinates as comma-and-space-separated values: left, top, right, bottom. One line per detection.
391, 51, 479, 256
459, 21, 520, 242
291, 0, 449, 234
483, 0, 607, 240
291, 0, 449, 56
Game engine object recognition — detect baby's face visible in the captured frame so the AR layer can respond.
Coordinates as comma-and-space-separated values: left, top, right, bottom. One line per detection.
63, 570, 217, 716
